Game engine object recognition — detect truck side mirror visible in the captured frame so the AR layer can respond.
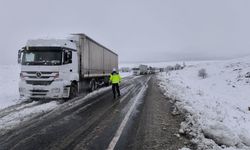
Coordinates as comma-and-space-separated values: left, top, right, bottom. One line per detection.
68, 58, 72, 63
64, 51, 72, 64
69, 55, 72, 63
67, 51, 72, 63
18, 49, 22, 64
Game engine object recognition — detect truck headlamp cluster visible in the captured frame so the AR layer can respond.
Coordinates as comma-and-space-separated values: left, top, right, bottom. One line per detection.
20, 72, 25, 80
54, 73, 59, 79
54, 73, 63, 81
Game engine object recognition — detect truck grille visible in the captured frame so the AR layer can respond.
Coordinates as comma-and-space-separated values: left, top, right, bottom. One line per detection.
31, 93, 47, 96
26, 80, 53, 85
22, 71, 58, 79
28, 76, 50, 79
26, 71, 53, 74
30, 90, 49, 92
30, 89, 48, 97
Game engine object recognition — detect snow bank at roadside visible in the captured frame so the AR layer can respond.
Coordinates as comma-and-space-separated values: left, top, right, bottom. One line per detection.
0, 65, 21, 109
158, 57, 250, 150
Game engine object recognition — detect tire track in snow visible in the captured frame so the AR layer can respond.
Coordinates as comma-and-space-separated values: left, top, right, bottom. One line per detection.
0, 101, 39, 118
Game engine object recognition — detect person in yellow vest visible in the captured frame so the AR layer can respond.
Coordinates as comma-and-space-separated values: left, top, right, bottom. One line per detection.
109, 68, 122, 99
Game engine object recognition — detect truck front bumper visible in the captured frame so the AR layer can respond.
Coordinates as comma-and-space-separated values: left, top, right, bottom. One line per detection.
19, 80, 70, 99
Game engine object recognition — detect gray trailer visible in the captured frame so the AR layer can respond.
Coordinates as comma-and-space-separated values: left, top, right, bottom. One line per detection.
73, 33, 118, 92
74, 34, 118, 79
139, 64, 148, 75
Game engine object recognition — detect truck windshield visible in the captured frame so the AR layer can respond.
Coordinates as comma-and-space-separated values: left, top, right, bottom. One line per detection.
21, 48, 62, 66
132, 68, 139, 71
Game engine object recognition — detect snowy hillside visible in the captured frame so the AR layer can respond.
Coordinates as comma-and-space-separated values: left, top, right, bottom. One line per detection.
158, 57, 250, 149
0, 65, 20, 109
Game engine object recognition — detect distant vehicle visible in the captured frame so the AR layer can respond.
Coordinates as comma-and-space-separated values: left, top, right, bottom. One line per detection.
132, 67, 140, 76
165, 66, 174, 72
132, 64, 148, 75
139, 65, 148, 75
17, 33, 118, 100
149, 67, 160, 74
147, 66, 152, 74
154, 67, 160, 73
147, 68, 151, 74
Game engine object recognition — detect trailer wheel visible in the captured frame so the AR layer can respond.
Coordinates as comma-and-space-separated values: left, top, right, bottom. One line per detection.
104, 77, 110, 86
89, 79, 96, 92
69, 83, 78, 99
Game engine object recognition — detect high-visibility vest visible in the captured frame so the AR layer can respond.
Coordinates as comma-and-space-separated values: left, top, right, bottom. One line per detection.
110, 73, 122, 84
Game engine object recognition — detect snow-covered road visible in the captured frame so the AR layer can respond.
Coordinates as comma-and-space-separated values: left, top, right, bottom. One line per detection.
0, 75, 158, 150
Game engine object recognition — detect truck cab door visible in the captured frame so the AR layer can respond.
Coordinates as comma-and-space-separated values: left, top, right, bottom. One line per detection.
62, 49, 78, 80
62, 50, 73, 78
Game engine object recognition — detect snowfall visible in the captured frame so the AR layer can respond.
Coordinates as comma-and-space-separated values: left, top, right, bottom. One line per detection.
1, 56, 250, 149
158, 57, 250, 150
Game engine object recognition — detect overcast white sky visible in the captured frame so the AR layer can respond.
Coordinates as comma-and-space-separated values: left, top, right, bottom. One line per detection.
1, 0, 250, 64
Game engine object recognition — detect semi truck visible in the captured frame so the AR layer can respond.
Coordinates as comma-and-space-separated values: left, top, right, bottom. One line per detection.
132, 64, 148, 75
132, 67, 140, 76
18, 33, 118, 100
139, 65, 148, 75
149, 67, 160, 74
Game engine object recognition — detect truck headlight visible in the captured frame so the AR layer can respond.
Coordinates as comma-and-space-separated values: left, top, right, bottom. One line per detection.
20, 72, 26, 81
53, 73, 63, 81
51, 88, 60, 93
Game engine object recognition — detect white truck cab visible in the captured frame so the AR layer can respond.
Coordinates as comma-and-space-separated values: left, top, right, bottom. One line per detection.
18, 39, 79, 99
132, 67, 140, 76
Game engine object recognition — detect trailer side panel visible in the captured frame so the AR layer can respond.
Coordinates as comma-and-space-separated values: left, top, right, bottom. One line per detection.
77, 34, 118, 78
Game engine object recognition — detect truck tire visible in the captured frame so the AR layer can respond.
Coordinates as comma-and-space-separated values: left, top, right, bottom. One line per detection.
89, 79, 96, 92
69, 83, 78, 99
104, 76, 110, 86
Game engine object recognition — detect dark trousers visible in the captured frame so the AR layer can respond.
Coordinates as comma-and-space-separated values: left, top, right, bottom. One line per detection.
112, 83, 120, 98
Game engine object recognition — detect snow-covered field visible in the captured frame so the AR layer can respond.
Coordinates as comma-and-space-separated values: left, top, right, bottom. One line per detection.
158, 57, 250, 150
0, 65, 21, 109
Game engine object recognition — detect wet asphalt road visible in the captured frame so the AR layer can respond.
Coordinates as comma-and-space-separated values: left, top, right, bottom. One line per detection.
0, 75, 192, 150
0, 75, 150, 150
